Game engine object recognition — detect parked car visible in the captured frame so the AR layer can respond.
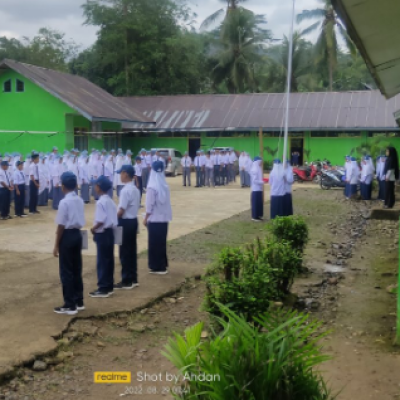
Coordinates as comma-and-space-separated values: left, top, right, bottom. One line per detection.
154, 148, 183, 176
211, 147, 239, 175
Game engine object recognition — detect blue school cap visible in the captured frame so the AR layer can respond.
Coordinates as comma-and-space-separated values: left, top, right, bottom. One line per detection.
117, 164, 135, 178
254, 156, 262, 162
152, 161, 164, 173
273, 158, 281, 163
1, 161, 9, 167
95, 175, 112, 192
16, 161, 24, 166
351, 157, 356, 161
61, 172, 77, 190
126, 150, 132, 156
135, 156, 141, 161
31, 153, 39, 159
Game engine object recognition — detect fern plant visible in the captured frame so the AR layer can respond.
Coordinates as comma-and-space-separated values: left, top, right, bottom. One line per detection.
163, 305, 334, 400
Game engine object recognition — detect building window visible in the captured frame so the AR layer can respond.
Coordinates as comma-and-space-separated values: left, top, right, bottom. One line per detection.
157, 132, 173, 137
263, 132, 282, 138
173, 132, 188, 138
16, 79, 25, 92
3, 79, 11, 93
368, 132, 400, 138
74, 128, 88, 150
311, 131, 360, 138
104, 135, 118, 151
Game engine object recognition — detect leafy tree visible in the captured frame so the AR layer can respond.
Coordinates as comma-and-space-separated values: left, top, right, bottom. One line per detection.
200, 0, 249, 30
297, 0, 356, 91
81, 0, 209, 96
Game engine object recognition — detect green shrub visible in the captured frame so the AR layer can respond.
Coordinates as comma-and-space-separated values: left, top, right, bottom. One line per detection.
268, 216, 309, 254
163, 306, 334, 400
204, 239, 301, 320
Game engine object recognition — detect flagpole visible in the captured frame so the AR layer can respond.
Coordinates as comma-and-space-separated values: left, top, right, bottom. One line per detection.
282, 0, 296, 166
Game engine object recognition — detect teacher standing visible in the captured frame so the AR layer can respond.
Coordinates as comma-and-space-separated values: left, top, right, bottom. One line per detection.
143, 161, 172, 275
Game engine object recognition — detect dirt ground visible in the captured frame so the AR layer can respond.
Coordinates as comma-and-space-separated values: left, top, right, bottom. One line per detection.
1, 186, 400, 400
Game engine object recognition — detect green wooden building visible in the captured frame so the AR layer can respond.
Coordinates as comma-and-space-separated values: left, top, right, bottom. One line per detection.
1, 58, 400, 165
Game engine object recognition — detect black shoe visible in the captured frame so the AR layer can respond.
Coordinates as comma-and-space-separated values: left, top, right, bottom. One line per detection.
54, 306, 78, 315
76, 301, 85, 311
114, 282, 139, 290
6, 215, 12, 220
183, 185, 186, 187
89, 290, 113, 298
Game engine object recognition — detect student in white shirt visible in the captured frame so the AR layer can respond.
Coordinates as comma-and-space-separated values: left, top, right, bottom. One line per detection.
13, 161, 27, 218
29, 153, 40, 214
199, 150, 206, 186
79, 155, 90, 203
90, 176, 118, 298
115, 165, 141, 289
283, 161, 294, 216
23, 155, 31, 209
194, 151, 202, 187
250, 157, 264, 221
180, 152, 192, 187
269, 159, 286, 219
38, 156, 50, 207
0, 161, 14, 220
205, 151, 215, 187
52, 156, 65, 210
104, 155, 115, 199
134, 157, 143, 202
228, 150, 238, 183
53, 171, 85, 315
115, 150, 125, 197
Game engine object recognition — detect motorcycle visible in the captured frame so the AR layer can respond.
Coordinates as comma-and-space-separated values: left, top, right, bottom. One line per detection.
320, 170, 346, 190
293, 164, 320, 183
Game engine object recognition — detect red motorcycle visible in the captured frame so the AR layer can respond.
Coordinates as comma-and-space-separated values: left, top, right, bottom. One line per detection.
293, 163, 320, 183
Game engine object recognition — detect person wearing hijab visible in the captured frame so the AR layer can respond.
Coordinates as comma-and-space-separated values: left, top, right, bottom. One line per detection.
104, 154, 115, 199
384, 146, 400, 209
23, 155, 31, 209
344, 155, 352, 198
51, 155, 65, 210
376, 155, 386, 201
79, 155, 90, 203
244, 152, 252, 187
115, 165, 140, 290
283, 161, 294, 216
13, 161, 27, 218
360, 155, 374, 200
250, 156, 264, 221
194, 150, 202, 188
53, 172, 85, 315
348, 157, 360, 198
269, 159, 286, 219
143, 161, 172, 274
205, 151, 214, 188
239, 152, 246, 188
38, 156, 50, 206
180, 151, 192, 187
29, 153, 40, 214
134, 156, 143, 202
115, 149, 125, 197
90, 176, 118, 298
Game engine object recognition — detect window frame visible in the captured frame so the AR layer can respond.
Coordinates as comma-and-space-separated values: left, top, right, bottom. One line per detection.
16, 79, 25, 93
3, 79, 11, 93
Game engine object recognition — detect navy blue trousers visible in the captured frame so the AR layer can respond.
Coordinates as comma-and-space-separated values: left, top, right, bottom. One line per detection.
349, 184, 358, 197
148, 222, 168, 272
94, 229, 115, 292
270, 195, 285, 219
0, 188, 10, 217
14, 184, 25, 216
59, 229, 83, 309
136, 176, 143, 201
283, 193, 293, 216
360, 183, 372, 200
29, 180, 38, 212
251, 191, 263, 220
52, 186, 63, 210
118, 218, 138, 284
214, 166, 220, 185
195, 167, 202, 187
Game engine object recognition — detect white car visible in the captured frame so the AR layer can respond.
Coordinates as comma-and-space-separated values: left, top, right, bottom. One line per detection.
155, 148, 183, 176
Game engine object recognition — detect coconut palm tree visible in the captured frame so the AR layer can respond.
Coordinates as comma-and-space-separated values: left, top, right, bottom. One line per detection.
297, 0, 356, 91
200, 0, 249, 31
211, 7, 270, 93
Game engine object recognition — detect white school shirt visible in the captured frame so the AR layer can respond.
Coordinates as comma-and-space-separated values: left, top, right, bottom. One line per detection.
118, 182, 140, 219
23, 162, 31, 185
135, 163, 143, 177
55, 192, 85, 229
210, 154, 216, 163
13, 170, 25, 185
205, 157, 214, 168
79, 163, 89, 185
93, 194, 118, 233
229, 153, 237, 164
0, 169, 12, 187
181, 156, 192, 168
285, 166, 294, 194
29, 162, 40, 180
199, 155, 207, 167
145, 155, 152, 167
194, 156, 201, 167
214, 154, 221, 166
223, 154, 230, 165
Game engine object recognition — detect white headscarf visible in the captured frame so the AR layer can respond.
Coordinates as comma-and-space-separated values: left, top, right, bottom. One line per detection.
250, 159, 263, 181
269, 159, 285, 180
147, 168, 170, 205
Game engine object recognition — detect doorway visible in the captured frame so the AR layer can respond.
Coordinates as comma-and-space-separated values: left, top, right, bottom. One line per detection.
290, 138, 304, 166
189, 138, 201, 159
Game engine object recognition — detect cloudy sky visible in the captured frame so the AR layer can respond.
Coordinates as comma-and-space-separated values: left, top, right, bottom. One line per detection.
0, 0, 319, 49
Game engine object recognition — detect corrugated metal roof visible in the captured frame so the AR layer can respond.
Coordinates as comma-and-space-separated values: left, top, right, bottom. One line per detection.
332, 0, 400, 99
0, 59, 154, 125
119, 91, 400, 131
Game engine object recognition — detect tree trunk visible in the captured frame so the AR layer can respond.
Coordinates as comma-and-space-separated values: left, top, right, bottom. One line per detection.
329, 61, 333, 91
123, 2, 129, 96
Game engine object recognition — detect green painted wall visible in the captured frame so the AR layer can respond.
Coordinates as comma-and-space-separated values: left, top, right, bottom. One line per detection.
121, 135, 188, 155
0, 70, 76, 155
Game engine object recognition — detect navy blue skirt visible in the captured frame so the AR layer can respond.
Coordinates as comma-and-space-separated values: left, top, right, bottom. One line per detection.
350, 184, 358, 197
251, 191, 263, 220
80, 183, 90, 202
282, 193, 293, 216
344, 183, 350, 198
270, 195, 285, 219
148, 222, 169, 272
52, 186, 64, 210
378, 179, 385, 200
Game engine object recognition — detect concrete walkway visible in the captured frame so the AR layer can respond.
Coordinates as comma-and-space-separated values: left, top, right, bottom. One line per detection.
0, 176, 265, 376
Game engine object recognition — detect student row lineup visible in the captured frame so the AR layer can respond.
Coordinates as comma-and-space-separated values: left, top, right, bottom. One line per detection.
343, 147, 400, 209
54, 161, 171, 315
0, 148, 169, 219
